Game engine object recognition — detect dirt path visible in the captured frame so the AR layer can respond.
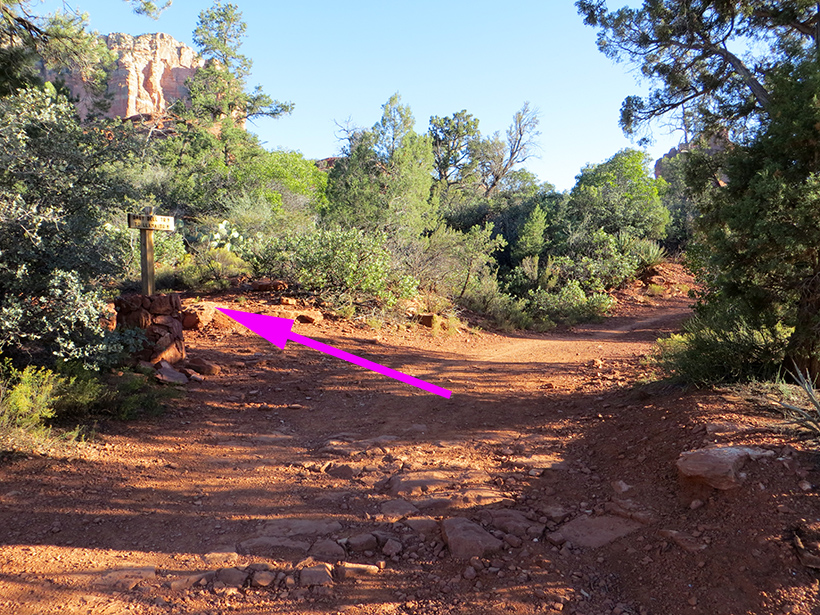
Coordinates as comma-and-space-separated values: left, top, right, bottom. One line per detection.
1, 285, 819, 615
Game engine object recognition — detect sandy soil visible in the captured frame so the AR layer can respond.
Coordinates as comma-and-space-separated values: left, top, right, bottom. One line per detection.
1, 265, 819, 615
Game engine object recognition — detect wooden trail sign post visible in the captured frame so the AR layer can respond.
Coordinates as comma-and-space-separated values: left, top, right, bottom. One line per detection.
127, 207, 175, 296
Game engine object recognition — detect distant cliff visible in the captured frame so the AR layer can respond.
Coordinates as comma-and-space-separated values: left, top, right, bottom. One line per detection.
43, 32, 203, 120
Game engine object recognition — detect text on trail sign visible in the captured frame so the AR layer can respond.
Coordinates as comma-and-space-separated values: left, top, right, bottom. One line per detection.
128, 213, 175, 232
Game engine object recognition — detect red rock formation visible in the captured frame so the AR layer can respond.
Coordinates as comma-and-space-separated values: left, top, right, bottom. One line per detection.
105, 33, 202, 119
43, 32, 202, 121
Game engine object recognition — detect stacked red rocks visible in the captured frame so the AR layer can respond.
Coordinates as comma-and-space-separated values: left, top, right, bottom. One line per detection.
114, 293, 185, 364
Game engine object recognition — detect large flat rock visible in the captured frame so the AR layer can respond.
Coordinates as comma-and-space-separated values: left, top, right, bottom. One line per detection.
676, 446, 774, 490
508, 453, 569, 472
389, 471, 453, 496
239, 536, 311, 554
554, 515, 642, 549
442, 517, 503, 559
381, 499, 420, 520
259, 518, 342, 537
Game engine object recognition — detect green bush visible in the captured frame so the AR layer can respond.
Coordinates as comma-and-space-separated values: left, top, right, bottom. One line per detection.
0, 87, 142, 367
459, 275, 533, 331
0, 364, 59, 431
630, 238, 668, 273
242, 228, 417, 309
528, 281, 615, 325
175, 248, 250, 290
654, 315, 790, 384
551, 229, 640, 292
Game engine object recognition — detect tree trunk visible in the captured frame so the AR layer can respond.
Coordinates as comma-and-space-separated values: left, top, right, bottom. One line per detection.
785, 274, 820, 381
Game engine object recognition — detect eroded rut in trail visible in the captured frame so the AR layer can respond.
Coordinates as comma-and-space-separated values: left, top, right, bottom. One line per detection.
1, 289, 819, 615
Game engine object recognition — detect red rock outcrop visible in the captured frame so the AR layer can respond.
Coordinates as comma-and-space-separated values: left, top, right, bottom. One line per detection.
105, 33, 201, 119
43, 32, 202, 121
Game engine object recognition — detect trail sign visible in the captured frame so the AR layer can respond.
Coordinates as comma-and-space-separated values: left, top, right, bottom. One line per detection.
128, 207, 175, 296
128, 213, 175, 231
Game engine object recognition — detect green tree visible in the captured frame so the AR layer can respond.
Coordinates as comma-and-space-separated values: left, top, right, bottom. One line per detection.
187, 1, 292, 127
512, 203, 547, 262
656, 149, 705, 251
325, 94, 436, 239
689, 59, 820, 376
576, 0, 820, 138
155, 1, 294, 217
579, 1, 820, 379
429, 110, 481, 202
566, 149, 669, 240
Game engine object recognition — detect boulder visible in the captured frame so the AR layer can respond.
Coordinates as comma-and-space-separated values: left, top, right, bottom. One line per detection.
181, 303, 216, 330
335, 562, 379, 580
676, 446, 774, 490
215, 567, 247, 588
658, 529, 707, 553
404, 517, 439, 536
148, 294, 173, 315
441, 517, 503, 559
251, 279, 272, 291
270, 309, 298, 320
347, 532, 378, 552
151, 339, 185, 365
251, 570, 276, 587
388, 470, 452, 497
260, 518, 342, 537
238, 536, 311, 555
121, 307, 152, 329
297, 310, 324, 324
309, 539, 346, 562
382, 538, 403, 557
299, 563, 334, 586
154, 363, 188, 385
325, 463, 359, 480
152, 314, 183, 337
483, 509, 545, 538
187, 357, 221, 376
95, 566, 156, 591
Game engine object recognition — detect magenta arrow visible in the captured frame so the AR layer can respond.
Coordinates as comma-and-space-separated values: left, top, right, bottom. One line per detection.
216, 307, 452, 399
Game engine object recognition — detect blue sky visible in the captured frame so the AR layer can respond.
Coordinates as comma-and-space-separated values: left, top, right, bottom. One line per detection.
36, 0, 681, 191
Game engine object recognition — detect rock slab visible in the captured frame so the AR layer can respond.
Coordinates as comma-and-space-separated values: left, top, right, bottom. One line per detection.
300, 563, 334, 586
553, 515, 642, 549
442, 517, 503, 559
676, 446, 774, 490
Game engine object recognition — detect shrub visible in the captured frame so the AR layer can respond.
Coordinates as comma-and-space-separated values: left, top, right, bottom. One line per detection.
552, 229, 640, 292
654, 315, 790, 384
528, 280, 615, 325
630, 238, 668, 273
0, 87, 142, 367
0, 364, 58, 431
459, 275, 533, 331
778, 365, 820, 436
242, 228, 417, 310
403, 224, 506, 301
